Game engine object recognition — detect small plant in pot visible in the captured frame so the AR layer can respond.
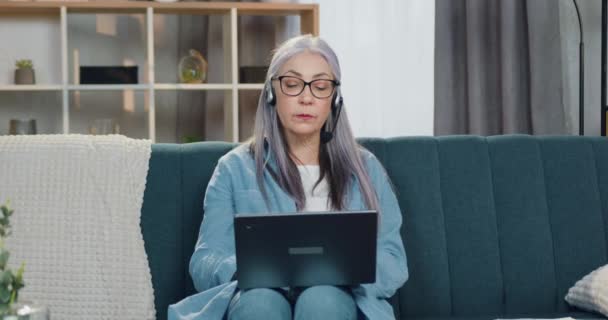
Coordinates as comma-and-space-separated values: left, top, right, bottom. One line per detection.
14, 60, 35, 85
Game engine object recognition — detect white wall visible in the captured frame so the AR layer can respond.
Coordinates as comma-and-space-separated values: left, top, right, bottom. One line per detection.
297, 0, 436, 137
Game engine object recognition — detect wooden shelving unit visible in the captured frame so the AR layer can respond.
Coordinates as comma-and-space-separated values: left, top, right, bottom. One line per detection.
0, 1, 319, 142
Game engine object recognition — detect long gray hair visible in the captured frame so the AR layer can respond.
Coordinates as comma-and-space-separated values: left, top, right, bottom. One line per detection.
249, 34, 379, 212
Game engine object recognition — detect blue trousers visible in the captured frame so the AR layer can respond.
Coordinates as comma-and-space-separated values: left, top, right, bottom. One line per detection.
226, 285, 358, 320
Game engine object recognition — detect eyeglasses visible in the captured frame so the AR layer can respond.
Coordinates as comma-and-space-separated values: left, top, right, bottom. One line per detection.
272, 76, 340, 99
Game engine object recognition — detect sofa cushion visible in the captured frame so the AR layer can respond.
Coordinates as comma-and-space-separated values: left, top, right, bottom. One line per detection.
566, 263, 608, 317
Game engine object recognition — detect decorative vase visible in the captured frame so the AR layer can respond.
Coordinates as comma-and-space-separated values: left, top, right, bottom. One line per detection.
8, 119, 37, 135
0, 301, 50, 320
0, 314, 27, 320
89, 118, 120, 135
178, 49, 208, 83
14, 68, 35, 85
4, 301, 49, 320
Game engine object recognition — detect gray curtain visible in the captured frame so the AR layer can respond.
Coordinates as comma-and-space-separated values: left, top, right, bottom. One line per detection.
434, 0, 568, 135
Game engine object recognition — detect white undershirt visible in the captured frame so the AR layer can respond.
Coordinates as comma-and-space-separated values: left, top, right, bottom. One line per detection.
297, 165, 331, 212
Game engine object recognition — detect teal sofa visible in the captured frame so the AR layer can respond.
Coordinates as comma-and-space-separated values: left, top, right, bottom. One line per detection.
141, 135, 608, 320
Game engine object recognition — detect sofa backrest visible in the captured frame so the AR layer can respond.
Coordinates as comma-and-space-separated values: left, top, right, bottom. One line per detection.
142, 142, 235, 320
142, 135, 608, 320
360, 135, 608, 318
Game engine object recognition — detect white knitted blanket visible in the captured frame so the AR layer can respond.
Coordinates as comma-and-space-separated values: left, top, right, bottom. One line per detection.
0, 134, 155, 320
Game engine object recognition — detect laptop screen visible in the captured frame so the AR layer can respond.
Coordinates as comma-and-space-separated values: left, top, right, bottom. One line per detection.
234, 210, 378, 289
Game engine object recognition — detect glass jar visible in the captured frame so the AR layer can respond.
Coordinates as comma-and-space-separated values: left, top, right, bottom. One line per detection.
2, 301, 49, 320
178, 49, 208, 84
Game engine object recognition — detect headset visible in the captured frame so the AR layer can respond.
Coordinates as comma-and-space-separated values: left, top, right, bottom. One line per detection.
265, 80, 344, 144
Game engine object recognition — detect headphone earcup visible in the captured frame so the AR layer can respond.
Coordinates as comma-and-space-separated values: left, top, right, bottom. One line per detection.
266, 84, 276, 106
332, 90, 343, 111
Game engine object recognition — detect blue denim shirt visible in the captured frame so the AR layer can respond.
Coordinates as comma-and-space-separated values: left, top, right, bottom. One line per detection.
168, 144, 408, 320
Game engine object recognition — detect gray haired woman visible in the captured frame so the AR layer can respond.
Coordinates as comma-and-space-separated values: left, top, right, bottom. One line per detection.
169, 34, 408, 320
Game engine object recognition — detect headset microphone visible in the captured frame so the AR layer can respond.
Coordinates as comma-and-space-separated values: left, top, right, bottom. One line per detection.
320, 94, 343, 144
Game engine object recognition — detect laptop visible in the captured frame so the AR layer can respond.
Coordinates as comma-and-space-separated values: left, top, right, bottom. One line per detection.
234, 210, 378, 289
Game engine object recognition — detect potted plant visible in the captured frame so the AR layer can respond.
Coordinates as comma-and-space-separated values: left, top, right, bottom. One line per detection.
0, 201, 25, 320
14, 60, 35, 85
182, 135, 203, 143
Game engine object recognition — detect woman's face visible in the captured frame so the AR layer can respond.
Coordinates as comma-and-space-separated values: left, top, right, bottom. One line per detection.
273, 51, 335, 142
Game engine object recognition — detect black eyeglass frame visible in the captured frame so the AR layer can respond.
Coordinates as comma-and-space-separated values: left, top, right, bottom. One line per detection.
271, 76, 340, 99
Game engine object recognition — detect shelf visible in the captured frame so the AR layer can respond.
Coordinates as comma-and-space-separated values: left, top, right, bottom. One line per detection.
154, 84, 265, 90
0, 85, 62, 91
237, 84, 265, 90
67, 84, 150, 91
0, 2, 317, 15
0, 84, 266, 92
0, 91, 63, 135
155, 84, 233, 90
0, 1, 318, 143
69, 90, 147, 138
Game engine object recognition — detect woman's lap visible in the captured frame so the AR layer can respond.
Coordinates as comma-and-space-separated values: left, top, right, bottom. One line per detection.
227, 288, 292, 320
227, 285, 359, 320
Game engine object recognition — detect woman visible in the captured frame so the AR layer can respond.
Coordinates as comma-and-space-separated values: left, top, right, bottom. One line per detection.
169, 34, 408, 320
